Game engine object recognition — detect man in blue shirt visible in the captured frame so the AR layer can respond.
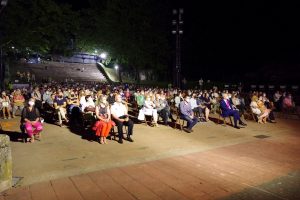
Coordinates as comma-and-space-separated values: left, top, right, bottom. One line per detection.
179, 95, 198, 133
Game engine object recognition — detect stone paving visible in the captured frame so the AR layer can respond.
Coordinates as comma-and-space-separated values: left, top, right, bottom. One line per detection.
0, 115, 299, 200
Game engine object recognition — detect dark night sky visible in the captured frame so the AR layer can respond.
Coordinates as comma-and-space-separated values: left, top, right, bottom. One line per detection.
57, 0, 300, 82
179, 1, 300, 81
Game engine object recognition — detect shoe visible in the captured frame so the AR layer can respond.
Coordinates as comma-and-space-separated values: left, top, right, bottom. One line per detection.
183, 128, 192, 133
234, 126, 240, 129
118, 138, 123, 144
127, 137, 134, 142
240, 122, 247, 126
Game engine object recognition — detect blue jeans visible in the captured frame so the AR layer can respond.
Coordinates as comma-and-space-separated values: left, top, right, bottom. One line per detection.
181, 115, 198, 130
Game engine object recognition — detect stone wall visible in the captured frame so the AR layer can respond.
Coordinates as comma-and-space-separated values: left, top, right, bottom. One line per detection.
0, 135, 12, 192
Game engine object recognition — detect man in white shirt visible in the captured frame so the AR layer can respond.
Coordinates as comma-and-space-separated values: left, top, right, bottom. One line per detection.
111, 94, 134, 144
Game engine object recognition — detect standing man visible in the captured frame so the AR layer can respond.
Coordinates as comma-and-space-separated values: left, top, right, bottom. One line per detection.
111, 94, 134, 144
199, 78, 204, 90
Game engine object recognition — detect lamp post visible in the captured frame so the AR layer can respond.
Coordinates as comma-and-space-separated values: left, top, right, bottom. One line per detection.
172, 8, 183, 89
115, 64, 121, 82
0, 0, 8, 90
0, 0, 8, 14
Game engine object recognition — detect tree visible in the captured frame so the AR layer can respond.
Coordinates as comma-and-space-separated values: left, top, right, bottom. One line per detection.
0, 0, 79, 55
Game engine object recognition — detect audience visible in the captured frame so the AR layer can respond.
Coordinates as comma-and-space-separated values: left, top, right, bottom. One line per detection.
1, 81, 298, 145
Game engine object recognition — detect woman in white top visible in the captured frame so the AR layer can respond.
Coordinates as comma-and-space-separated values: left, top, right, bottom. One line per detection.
0, 91, 11, 119
250, 100, 261, 116
138, 95, 158, 126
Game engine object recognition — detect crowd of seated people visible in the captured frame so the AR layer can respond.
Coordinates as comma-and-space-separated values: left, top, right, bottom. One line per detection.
0, 82, 298, 142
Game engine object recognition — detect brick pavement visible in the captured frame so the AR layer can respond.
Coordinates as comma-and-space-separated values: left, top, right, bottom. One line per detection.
1, 133, 299, 200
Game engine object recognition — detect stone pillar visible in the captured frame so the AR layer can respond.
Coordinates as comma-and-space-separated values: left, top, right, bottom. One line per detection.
0, 135, 12, 192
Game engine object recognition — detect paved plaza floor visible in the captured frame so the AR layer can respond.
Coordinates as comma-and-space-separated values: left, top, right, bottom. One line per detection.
0, 115, 300, 199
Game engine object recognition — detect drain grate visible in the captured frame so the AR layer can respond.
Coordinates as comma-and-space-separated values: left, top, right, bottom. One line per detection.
254, 135, 270, 139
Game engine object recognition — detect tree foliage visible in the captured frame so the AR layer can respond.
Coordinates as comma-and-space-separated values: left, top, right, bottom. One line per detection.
0, 0, 171, 73
0, 0, 79, 55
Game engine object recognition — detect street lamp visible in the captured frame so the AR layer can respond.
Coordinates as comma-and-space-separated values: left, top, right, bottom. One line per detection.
114, 64, 121, 82
172, 8, 184, 89
100, 52, 107, 59
0, 0, 8, 6
0, 0, 8, 14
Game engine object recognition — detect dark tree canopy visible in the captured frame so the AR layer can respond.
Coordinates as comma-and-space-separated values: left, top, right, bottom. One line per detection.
0, 0, 172, 73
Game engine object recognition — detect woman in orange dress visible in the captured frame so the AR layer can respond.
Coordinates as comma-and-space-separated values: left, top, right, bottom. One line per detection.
94, 95, 114, 144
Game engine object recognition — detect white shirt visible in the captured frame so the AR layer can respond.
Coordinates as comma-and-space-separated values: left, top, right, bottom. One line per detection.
111, 102, 127, 117
175, 96, 181, 108
190, 98, 198, 109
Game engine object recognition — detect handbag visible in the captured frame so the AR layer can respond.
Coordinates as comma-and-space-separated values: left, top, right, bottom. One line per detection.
84, 106, 95, 112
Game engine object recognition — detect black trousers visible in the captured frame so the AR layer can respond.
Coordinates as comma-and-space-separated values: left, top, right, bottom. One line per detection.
158, 108, 171, 124
114, 116, 134, 138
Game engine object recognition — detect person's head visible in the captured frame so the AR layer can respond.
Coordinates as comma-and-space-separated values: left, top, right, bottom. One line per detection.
70, 91, 75, 97
222, 93, 229, 100
15, 89, 21, 95
28, 98, 35, 107
258, 96, 263, 101
1, 91, 6, 96
146, 95, 151, 101
155, 93, 160, 100
184, 95, 191, 103
57, 92, 64, 99
99, 95, 107, 105
115, 94, 122, 103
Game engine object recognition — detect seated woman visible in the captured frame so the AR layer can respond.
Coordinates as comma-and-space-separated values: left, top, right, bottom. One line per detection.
0, 91, 12, 119
93, 95, 114, 144
250, 96, 262, 121
256, 96, 271, 124
81, 93, 96, 113
12, 89, 25, 118
138, 95, 159, 126
21, 99, 43, 143
282, 93, 295, 112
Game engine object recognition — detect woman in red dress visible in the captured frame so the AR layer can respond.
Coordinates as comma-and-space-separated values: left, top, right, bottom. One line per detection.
94, 95, 114, 144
